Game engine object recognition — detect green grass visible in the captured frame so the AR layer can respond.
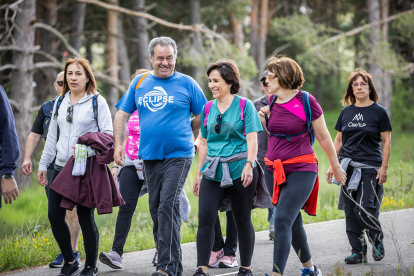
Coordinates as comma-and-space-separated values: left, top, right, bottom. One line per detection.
1, 110, 413, 273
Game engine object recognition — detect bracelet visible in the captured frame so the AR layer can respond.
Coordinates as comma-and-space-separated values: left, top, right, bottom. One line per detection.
246, 161, 254, 167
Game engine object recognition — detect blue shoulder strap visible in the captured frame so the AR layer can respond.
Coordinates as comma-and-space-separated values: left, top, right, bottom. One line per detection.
92, 95, 100, 132
53, 96, 64, 119
301, 91, 315, 145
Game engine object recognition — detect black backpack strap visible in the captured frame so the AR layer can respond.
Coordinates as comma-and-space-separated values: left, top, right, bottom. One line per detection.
53, 96, 64, 119
92, 94, 100, 132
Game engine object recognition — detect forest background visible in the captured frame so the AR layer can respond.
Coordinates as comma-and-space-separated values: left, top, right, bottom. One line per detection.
0, 0, 414, 273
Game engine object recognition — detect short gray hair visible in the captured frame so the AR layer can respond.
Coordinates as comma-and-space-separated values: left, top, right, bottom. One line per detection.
148, 37, 178, 59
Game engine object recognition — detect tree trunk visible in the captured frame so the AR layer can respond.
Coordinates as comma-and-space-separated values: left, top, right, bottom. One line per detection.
132, 0, 151, 70
34, 0, 58, 105
380, 0, 392, 114
249, 0, 259, 66
230, 14, 244, 52
107, 0, 119, 119
189, 0, 204, 91
367, 0, 392, 113
69, 2, 87, 53
11, 0, 36, 189
117, 17, 131, 84
257, 0, 268, 75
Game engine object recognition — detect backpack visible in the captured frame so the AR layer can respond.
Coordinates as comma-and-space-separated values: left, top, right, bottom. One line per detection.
203, 97, 247, 135
53, 94, 100, 134
265, 91, 315, 145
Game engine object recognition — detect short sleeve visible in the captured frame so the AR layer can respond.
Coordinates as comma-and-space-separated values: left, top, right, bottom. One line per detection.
308, 93, 323, 121
115, 76, 140, 114
200, 105, 207, 139
335, 109, 344, 132
244, 100, 263, 134
31, 105, 45, 135
380, 108, 392, 132
189, 80, 207, 116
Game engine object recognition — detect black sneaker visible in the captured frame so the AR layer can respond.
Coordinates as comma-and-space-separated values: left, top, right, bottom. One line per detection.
80, 266, 98, 276
191, 267, 209, 276
58, 262, 81, 276
344, 253, 368, 264
237, 267, 253, 276
373, 242, 385, 261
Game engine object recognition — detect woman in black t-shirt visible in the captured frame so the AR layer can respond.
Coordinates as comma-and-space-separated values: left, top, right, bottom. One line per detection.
326, 69, 391, 265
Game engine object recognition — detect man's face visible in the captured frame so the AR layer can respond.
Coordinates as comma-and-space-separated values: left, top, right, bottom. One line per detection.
149, 44, 176, 78
54, 73, 64, 94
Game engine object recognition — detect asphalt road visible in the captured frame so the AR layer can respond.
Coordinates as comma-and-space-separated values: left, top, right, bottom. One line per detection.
3, 209, 414, 276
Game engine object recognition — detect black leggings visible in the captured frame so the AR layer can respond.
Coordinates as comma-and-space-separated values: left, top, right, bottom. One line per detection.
48, 169, 99, 268
112, 166, 145, 256
197, 166, 259, 267
265, 169, 316, 274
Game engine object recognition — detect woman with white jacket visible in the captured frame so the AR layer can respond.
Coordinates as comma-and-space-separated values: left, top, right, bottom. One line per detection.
38, 57, 113, 276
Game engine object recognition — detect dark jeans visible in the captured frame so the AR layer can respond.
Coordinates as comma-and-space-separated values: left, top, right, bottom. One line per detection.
144, 157, 193, 276
343, 166, 383, 255
44, 163, 55, 198
258, 162, 276, 230
213, 210, 238, 257
48, 168, 99, 268
265, 169, 316, 274
197, 167, 259, 267
112, 166, 145, 256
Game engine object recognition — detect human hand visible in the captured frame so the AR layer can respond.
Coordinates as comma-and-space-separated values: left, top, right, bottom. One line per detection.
326, 166, 333, 184
114, 145, 125, 167
37, 171, 48, 186
241, 163, 254, 187
332, 165, 346, 186
71, 146, 76, 158
193, 175, 202, 197
111, 167, 118, 180
1, 177, 19, 204
22, 158, 33, 176
376, 166, 388, 185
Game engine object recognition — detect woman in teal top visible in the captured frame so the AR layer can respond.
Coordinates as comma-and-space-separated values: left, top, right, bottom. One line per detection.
192, 60, 263, 276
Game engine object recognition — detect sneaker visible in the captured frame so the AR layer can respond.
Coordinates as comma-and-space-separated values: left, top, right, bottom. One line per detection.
80, 266, 98, 276
208, 249, 224, 268
372, 242, 385, 261
300, 265, 322, 276
191, 267, 209, 276
237, 267, 253, 276
73, 251, 81, 266
344, 253, 368, 264
219, 256, 238, 268
269, 230, 275, 241
99, 250, 122, 269
50, 253, 64, 268
58, 262, 81, 276
152, 251, 158, 266
151, 271, 171, 276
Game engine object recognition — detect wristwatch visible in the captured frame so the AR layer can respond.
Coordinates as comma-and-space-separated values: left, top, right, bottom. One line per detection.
246, 161, 254, 167
1, 173, 14, 179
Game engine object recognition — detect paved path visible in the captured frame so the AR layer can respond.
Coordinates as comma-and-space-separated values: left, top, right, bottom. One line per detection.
4, 209, 414, 276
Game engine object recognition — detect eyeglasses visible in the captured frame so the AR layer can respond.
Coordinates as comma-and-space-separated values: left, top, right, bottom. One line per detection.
261, 79, 268, 87
66, 106, 73, 123
56, 81, 63, 87
352, 82, 368, 87
215, 114, 223, 134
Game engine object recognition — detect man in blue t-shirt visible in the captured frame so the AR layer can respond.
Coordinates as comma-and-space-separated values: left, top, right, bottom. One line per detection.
114, 37, 207, 276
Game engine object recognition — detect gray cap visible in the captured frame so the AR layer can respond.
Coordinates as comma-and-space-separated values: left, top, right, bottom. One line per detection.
260, 70, 268, 82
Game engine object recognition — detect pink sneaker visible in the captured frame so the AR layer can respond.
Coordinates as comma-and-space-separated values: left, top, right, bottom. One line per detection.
208, 249, 224, 268
219, 255, 238, 268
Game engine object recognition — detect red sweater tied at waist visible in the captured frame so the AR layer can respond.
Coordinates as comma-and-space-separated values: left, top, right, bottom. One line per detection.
264, 153, 319, 216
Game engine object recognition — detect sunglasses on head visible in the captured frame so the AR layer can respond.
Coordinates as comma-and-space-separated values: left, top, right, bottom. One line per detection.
56, 81, 64, 87
66, 105, 73, 123
215, 114, 223, 134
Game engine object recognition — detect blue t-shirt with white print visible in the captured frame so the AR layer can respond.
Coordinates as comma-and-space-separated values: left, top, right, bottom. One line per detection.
116, 71, 207, 160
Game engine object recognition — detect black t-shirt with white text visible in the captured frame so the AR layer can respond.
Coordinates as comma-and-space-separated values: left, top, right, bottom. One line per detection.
335, 103, 392, 166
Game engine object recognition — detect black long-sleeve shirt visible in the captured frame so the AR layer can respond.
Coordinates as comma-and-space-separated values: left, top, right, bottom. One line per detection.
0, 85, 19, 175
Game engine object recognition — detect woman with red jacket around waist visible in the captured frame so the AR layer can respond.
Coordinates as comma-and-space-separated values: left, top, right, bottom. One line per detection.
258, 56, 346, 276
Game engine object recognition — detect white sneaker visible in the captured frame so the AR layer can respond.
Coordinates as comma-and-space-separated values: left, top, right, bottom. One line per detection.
219, 256, 238, 268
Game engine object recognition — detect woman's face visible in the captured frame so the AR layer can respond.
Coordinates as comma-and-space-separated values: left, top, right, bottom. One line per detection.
352, 76, 370, 101
208, 69, 232, 99
66, 63, 89, 94
264, 71, 281, 95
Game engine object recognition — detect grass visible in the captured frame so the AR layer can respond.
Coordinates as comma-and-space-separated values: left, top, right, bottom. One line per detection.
1, 110, 414, 273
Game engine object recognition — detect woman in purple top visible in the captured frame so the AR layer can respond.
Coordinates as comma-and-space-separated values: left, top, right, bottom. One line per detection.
258, 56, 346, 276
